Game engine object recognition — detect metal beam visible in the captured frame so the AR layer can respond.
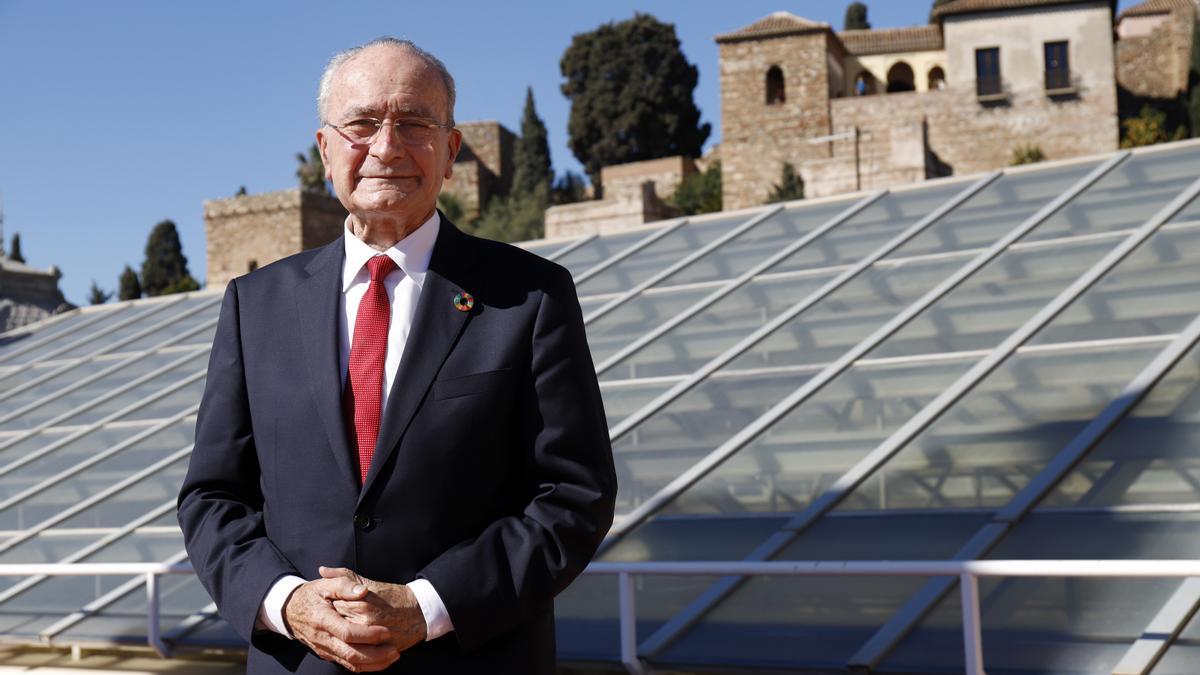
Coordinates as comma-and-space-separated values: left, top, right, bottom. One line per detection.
573, 218, 689, 285
584, 206, 782, 325
544, 233, 596, 262
593, 192, 884, 372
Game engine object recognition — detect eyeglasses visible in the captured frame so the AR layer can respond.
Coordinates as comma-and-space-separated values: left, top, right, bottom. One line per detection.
326, 117, 453, 146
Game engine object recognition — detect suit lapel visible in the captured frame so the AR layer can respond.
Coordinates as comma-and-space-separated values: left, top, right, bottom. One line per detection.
295, 239, 360, 489
360, 220, 478, 500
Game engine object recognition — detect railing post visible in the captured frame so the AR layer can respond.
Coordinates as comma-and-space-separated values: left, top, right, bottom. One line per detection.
960, 572, 986, 675
618, 572, 646, 675
146, 572, 169, 658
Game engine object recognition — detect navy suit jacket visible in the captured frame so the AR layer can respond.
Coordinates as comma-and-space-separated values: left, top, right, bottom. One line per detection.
177, 218, 616, 674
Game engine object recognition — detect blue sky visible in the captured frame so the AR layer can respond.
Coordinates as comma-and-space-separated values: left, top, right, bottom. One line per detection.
0, 1, 1138, 305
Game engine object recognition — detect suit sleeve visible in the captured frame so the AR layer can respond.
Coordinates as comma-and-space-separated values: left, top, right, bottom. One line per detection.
177, 281, 301, 642
417, 265, 617, 650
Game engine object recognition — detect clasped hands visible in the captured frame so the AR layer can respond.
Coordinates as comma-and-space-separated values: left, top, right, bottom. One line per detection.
283, 566, 426, 672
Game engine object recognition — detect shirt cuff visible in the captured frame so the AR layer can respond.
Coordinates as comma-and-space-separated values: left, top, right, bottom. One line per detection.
257, 574, 307, 638
408, 578, 454, 640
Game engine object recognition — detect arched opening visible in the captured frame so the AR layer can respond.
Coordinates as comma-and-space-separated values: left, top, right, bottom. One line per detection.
886, 62, 915, 93
765, 66, 785, 105
853, 71, 876, 96
248, 260, 258, 272
928, 66, 946, 90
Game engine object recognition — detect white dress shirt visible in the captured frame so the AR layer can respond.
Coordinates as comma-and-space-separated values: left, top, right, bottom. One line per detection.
256, 211, 454, 641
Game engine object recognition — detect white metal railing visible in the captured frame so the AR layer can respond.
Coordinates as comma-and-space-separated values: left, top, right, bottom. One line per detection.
4, 560, 1199, 674
582, 560, 1200, 675
0, 562, 194, 657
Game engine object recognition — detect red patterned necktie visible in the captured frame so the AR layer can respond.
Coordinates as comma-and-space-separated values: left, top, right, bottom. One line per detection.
344, 254, 398, 485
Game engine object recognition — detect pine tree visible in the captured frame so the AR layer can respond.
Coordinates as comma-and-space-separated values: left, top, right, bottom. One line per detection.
118, 265, 142, 301
511, 87, 554, 198
87, 281, 113, 305
9, 233, 23, 263
561, 13, 710, 193
673, 161, 722, 215
141, 220, 196, 296
845, 3, 870, 30
552, 172, 587, 205
766, 163, 805, 203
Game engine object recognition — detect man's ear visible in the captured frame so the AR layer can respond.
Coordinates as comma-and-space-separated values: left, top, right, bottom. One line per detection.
316, 128, 333, 180
443, 128, 463, 180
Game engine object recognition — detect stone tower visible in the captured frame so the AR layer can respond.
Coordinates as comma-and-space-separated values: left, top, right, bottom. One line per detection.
716, 12, 842, 210
204, 188, 347, 289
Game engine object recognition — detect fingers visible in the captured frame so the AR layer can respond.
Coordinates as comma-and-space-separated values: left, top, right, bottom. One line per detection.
314, 575, 368, 601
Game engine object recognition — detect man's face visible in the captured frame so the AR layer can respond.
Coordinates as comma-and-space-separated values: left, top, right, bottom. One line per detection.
317, 46, 462, 230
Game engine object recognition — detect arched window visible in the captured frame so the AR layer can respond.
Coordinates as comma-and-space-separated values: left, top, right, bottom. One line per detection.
886, 62, 916, 93
854, 71, 876, 96
928, 66, 946, 90
766, 66, 785, 105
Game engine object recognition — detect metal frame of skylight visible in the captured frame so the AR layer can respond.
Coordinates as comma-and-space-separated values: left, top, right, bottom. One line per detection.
634, 166, 1200, 658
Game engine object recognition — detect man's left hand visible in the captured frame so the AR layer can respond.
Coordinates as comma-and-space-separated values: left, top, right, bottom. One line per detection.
319, 566, 428, 653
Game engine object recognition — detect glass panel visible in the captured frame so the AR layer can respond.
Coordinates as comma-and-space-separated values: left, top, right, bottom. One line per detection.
599, 270, 838, 381
890, 160, 1099, 258
0, 350, 205, 432
636, 358, 972, 519
1149, 606, 1200, 674
555, 228, 660, 279
600, 381, 673, 429
585, 286, 713, 366
2, 304, 168, 366
1030, 225, 1200, 345
56, 572, 211, 644
1043, 340, 1200, 508
658, 514, 988, 669
612, 370, 815, 515
842, 344, 1162, 512
659, 200, 856, 287
0, 359, 108, 400
122, 377, 205, 421
725, 255, 969, 372
769, 182, 968, 276
53, 296, 212, 360
1027, 144, 1200, 243
111, 298, 221, 353
579, 296, 613, 316
576, 213, 752, 296
520, 238, 575, 258
65, 353, 209, 427
870, 236, 1114, 359
0, 309, 110, 359
882, 512, 1200, 674
0, 422, 193, 531
0, 532, 184, 639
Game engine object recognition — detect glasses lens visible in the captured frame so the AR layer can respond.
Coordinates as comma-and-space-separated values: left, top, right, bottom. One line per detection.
341, 119, 381, 142
395, 122, 437, 145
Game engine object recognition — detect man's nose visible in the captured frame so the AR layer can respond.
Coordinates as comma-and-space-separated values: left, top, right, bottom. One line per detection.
368, 123, 407, 161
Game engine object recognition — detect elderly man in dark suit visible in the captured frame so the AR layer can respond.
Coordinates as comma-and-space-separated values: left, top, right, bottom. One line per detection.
177, 37, 616, 674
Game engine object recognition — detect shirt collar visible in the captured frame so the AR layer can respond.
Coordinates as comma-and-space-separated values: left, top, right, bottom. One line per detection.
341, 211, 440, 293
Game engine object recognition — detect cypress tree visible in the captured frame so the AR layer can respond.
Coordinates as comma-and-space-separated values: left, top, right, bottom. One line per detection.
511, 87, 553, 197
1189, 21, 1200, 137
87, 281, 113, 305
118, 265, 142, 301
9, 233, 23, 263
141, 220, 194, 296
766, 163, 805, 203
845, 3, 870, 30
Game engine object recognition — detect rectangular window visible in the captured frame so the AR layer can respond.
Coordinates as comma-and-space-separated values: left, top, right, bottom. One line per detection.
975, 47, 1002, 97
1044, 41, 1071, 91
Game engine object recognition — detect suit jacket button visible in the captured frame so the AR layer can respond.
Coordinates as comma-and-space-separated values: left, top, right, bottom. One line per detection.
354, 514, 371, 530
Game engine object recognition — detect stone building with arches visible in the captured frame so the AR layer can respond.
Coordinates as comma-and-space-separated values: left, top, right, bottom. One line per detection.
715, 0, 1159, 210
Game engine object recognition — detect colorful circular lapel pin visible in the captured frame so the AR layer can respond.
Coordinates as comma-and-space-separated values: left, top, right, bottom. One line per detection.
453, 292, 475, 312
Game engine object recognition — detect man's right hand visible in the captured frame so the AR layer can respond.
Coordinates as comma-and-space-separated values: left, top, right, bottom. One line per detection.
283, 577, 400, 672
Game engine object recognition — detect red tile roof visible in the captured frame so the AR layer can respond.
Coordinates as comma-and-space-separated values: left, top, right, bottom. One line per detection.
836, 25, 944, 55
715, 11, 830, 43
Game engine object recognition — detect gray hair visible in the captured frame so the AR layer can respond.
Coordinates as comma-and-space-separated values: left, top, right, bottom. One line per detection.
317, 37, 456, 125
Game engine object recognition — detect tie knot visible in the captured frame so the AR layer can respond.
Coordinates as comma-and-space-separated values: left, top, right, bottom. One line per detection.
365, 255, 397, 282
